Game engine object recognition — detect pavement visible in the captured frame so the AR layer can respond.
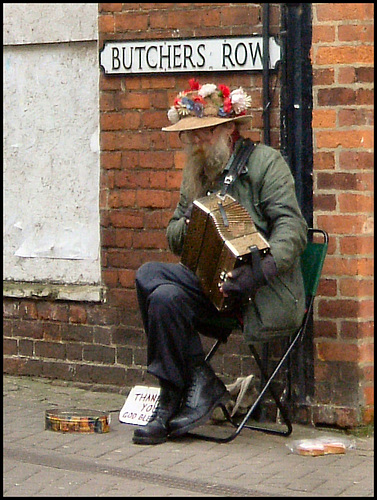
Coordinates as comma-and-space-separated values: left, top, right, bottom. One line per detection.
3, 374, 374, 497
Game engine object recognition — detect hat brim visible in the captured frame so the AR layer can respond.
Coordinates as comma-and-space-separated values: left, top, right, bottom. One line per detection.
161, 114, 251, 132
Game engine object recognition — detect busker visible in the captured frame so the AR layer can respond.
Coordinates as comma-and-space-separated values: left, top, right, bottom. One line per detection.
132, 78, 308, 445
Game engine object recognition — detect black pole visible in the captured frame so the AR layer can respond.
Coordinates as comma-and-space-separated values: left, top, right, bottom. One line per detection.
262, 3, 270, 145
280, 3, 313, 228
280, 3, 314, 406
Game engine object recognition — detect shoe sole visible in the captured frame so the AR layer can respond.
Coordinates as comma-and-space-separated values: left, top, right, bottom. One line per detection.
132, 434, 168, 445
168, 391, 230, 439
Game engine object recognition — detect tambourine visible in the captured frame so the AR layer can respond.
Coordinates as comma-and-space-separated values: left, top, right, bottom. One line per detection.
45, 409, 110, 433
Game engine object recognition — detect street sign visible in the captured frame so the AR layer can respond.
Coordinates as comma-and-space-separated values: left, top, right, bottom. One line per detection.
100, 36, 280, 75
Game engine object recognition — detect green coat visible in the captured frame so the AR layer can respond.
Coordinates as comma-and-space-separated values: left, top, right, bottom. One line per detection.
167, 142, 308, 342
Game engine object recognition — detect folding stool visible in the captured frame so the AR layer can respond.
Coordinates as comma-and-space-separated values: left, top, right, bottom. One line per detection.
189, 228, 329, 443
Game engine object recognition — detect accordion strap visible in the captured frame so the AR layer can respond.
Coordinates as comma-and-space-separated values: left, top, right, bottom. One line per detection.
220, 138, 255, 198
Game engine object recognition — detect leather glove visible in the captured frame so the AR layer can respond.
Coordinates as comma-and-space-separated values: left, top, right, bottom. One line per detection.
183, 203, 194, 225
221, 254, 277, 299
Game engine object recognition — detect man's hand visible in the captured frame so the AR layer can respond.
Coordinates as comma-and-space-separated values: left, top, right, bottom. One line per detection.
220, 254, 277, 299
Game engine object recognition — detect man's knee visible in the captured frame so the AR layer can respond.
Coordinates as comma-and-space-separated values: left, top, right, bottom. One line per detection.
148, 284, 185, 313
135, 262, 160, 289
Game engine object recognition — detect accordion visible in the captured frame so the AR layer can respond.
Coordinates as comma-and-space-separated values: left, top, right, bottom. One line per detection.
181, 193, 270, 312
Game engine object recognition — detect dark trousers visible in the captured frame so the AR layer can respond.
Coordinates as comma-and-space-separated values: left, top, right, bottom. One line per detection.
135, 262, 227, 390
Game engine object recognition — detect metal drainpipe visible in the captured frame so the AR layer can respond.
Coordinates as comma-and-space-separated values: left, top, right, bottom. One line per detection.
262, 3, 270, 145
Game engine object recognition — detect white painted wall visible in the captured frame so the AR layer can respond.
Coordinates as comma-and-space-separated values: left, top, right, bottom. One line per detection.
3, 4, 101, 287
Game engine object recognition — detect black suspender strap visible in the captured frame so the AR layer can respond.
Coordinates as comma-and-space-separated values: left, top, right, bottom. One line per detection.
220, 138, 255, 198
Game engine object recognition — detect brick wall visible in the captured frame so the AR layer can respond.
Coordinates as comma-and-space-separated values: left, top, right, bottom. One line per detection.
311, 2, 374, 426
3, 3, 374, 427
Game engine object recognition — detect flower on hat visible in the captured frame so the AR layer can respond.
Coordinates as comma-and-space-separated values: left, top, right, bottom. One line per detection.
188, 78, 201, 91
230, 87, 252, 115
167, 106, 180, 124
167, 79, 251, 124
198, 83, 217, 98
218, 84, 230, 98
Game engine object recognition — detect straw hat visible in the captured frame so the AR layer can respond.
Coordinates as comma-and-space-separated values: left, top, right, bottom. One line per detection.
162, 79, 252, 132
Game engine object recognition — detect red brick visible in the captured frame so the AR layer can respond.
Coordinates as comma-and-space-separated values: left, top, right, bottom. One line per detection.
100, 93, 116, 111
201, 9, 221, 27
313, 68, 335, 86
355, 67, 375, 83
166, 171, 182, 190
138, 151, 174, 170
338, 193, 373, 213
356, 88, 374, 106
338, 108, 374, 127
101, 152, 122, 170
312, 109, 336, 128
3, 338, 17, 355
317, 88, 356, 107
108, 190, 137, 208
102, 270, 118, 287
339, 236, 374, 255
69, 305, 88, 324
313, 194, 336, 211
136, 190, 172, 209
37, 303, 68, 323
312, 25, 335, 43
314, 320, 337, 339
149, 171, 167, 189
140, 76, 176, 90
99, 4, 123, 13
109, 210, 144, 228
133, 231, 168, 250
318, 298, 359, 319
339, 151, 373, 170
340, 320, 374, 340
114, 229, 133, 248
141, 110, 169, 129
114, 13, 148, 32
313, 152, 335, 170
338, 24, 374, 43
101, 112, 141, 130
315, 46, 374, 65
317, 215, 366, 234
316, 342, 360, 363
120, 151, 140, 169
117, 92, 151, 110
219, 5, 260, 27
143, 211, 165, 229
35, 341, 66, 360
118, 269, 136, 288
364, 386, 374, 406
339, 278, 374, 298
317, 278, 337, 297
317, 172, 373, 191
19, 301, 38, 320
98, 14, 115, 33
315, 3, 374, 22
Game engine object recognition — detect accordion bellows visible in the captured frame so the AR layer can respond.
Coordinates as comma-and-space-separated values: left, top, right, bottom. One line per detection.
181, 193, 270, 311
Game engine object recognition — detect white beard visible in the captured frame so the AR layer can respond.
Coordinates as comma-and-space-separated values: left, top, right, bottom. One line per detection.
181, 134, 232, 202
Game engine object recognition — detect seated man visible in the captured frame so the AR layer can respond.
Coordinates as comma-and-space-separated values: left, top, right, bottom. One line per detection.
133, 79, 308, 445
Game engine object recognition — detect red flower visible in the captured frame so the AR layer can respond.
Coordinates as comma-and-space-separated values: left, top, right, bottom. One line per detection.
192, 95, 205, 105
219, 84, 230, 98
223, 97, 232, 113
188, 78, 200, 91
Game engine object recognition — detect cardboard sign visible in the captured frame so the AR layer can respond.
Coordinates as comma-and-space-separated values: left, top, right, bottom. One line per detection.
119, 385, 160, 426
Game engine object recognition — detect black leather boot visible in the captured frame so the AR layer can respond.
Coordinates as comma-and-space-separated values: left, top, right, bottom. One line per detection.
132, 381, 182, 445
168, 361, 230, 438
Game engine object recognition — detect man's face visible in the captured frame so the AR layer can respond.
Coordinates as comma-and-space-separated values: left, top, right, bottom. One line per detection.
179, 126, 219, 149
179, 123, 235, 201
